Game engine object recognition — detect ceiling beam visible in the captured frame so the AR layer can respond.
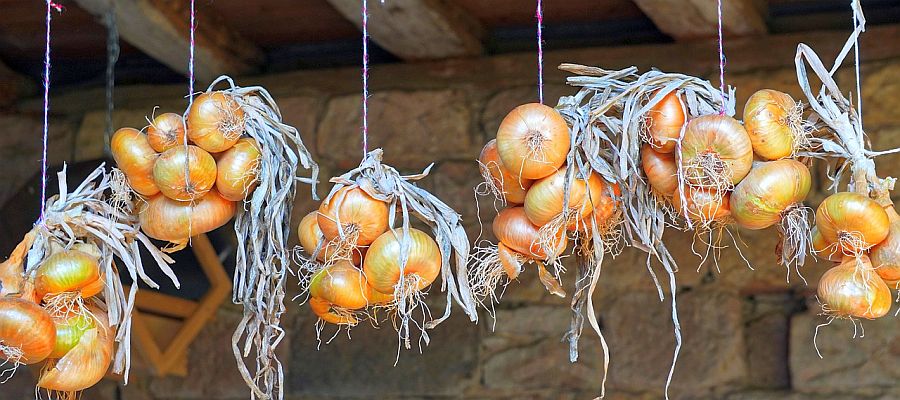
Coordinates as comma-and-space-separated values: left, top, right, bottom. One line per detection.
0, 61, 32, 107
73, 0, 263, 84
325, 0, 484, 60
634, 0, 767, 40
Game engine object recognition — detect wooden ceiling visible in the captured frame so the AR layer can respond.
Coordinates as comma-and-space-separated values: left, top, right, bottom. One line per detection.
0, 0, 898, 92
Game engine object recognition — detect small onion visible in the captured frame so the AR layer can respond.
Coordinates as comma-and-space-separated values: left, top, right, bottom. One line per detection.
110, 128, 159, 196
139, 189, 236, 242
731, 159, 811, 230
644, 90, 685, 153
816, 192, 889, 253
146, 112, 186, 153
297, 211, 364, 265
35, 250, 102, 300
216, 138, 261, 201
0, 297, 55, 364
479, 139, 533, 204
817, 256, 891, 319
569, 181, 621, 231
743, 89, 798, 160
363, 228, 442, 294
641, 144, 678, 197
38, 310, 113, 392
317, 187, 389, 247
870, 206, 900, 282
681, 115, 754, 188
153, 145, 218, 201
673, 187, 731, 224
186, 91, 245, 153
496, 103, 570, 180
309, 261, 372, 310
497, 242, 525, 280
812, 227, 844, 262
49, 314, 95, 359
493, 207, 567, 260
524, 166, 605, 226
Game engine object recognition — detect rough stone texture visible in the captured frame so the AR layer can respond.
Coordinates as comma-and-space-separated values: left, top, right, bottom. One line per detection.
0, 113, 75, 206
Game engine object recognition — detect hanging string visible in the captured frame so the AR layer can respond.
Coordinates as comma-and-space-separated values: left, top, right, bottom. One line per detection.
361, 0, 370, 156
716, 0, 727, 115
851, 0, 863, 128
103, 9, 119, 156
536, 0, 544, 104
188, 0, 196, 102
39, 0, 63, 223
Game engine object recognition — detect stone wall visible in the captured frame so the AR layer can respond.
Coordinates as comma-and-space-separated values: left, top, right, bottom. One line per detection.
2, 32, 900, 399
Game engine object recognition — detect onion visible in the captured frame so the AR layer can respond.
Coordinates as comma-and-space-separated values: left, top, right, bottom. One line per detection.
641, 144, 678, 197
139, 189, 236, 242
569, 181, 621, 232
493, 207, 567, 259
479, 139, 533, 204
363, 228, 442, 294
497, 242, 524, 279
0, 231, 36, 298
309, 297, 359, 325
817, 256, 891, 319
309, 261, 372, 310
49, 314, 94, 359
216, 138, 261, 201
146, 112, 186, 153
644, 90, 685, 153
186, 91, 245, 153
731, 159, 811, 230
743, 89, 801, 160
524, 166, 605, 226
298, 211, 364, 265
110, 128, 159, 196
38, 310, 113, 392
812, 227, 844, 262
673, 187, 731, 224
317, 187, 389, 247
681, 115, 754, 190
35, 250, 101, 300
816, 192, 889, 253
153, 145, 217, 201
870, 206, 900, 282
0, 297, 55, 364
496, 103, 570, 180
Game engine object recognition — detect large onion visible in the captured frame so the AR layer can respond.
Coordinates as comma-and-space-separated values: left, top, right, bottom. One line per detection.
743, 89, 799, 160
49, 314, 95, 359
139, 189, 236, 242
681, 115, 753, 189
817, 256, 891, 319
479, 139, 533, 204
317, 187, 389, 247
524, 166, 605, 226
186, 91, 245, 153
363, 228, 442, 294
816, 192, 889, 253
496, 103, 570, 180
153, 145, 217, 201
641, 144, 678, 197
493, 207, 567, 260
870, 206, 900, 282
309, 261, 373, 310
644, 90, 685, 153
110, 128, 159, 196
38, 310, 113, 392
673, 187, 731, 224
35, 250, 102, 300
216, 138, 261, 201
0, 297, 55, 364
146, 112, 186, 153
731, 159, 811, 230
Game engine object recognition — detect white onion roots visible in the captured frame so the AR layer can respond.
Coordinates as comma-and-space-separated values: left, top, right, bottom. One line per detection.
0, 344, 23, 383
776, 204, 812, 284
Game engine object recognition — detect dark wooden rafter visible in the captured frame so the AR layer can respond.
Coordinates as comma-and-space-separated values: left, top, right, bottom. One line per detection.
0, 60, 32, 107
634, 0, 767, 40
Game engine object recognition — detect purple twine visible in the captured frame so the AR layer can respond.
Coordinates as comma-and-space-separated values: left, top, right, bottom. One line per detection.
361, 0, 370, 156
536, 0, 544, 104
188, 0, 195, 101
716, 0, 727, 114
40, 1, 63, 223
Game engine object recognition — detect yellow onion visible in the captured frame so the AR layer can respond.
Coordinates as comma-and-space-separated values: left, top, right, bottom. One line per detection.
817, 256, 891, 319
364, 228, 442, 294
497, 242, 525, 279
153, 145, 217, 201
816, 192, 889, 253
479, 139, 533, 204
317, 187, 389, 247
298, 211, 364, 265
681, 115, 754, 188
35, 250, 101, 300
731, 160, 811, 230
38, 310, 113, 393
110, 128, 159, 196
641, 144, 678, 197
309, 297, 358, 325
496, 103, 570, 180
0, 297, 55, 364
870, 206, 900, 282
673, 187, 731, 224
49, 314, 95, 359
524, 166, 605, 226
493, 207, 567, 260
146, 112, 186, 153
644, 90, 685, 153
139, 189, 236, 242
569, 181, 621, 231
216, 138, 261, 201
0, 231, 36, 299
186, 91, 245, 153
309, 261, 373, 310
743, 89, 799, 160
812, 227, 844, 262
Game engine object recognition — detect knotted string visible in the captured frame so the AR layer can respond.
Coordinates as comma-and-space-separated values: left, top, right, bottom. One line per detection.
536, 0, 544, 104
39, 0, 63, 223
716, 0, 727, 114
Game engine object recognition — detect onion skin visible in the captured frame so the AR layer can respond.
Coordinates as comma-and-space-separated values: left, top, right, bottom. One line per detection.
35, 250, 102, 300
493, 207, 567, 260
310, 297, 359, 325
641, 144, 678, 197
110, 128, 160, 196
496, 103, 570, 180
681, 115, 754, 186
317, 187, 389, 246
363, 228, 442, 294
645, 90, 685, 153
309, 261, 372, 310
187, 91, 245, 153
524, 166, 605, 226
298, 211, 364, 265
743, 90, 796, 160
216, 138, 261, 201
49, 314, 94, 359
153, 145, 218, 201
817, 256, 891, 319
38, 310, 113, 392
479, 139, 533, 204
816, 192, 889, 253
731, 160, 811, 230
0, 297, 55, 364
673, 187, 731, 224
139, 189, 236, 242
147, 112, 186, 153
497, 242, 524, 279
812, 227, 843, 262
870, 207, 900, 282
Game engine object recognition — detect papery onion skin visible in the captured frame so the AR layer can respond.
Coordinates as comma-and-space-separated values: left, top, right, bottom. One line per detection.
110, 128, 159, 196
681, 115, 754, 186
49, 314, 94, 359
493, 207, 567, 259
153, 145, 218, 201
673, 187, 731, 223
479, 139, 533, 204
363, 228, 442, 294
35, 250, 101, 299
298, 211, 364, 265
216, 138, 261, 201
309, 261, 371, 310
817, 256, 891, 319
645, 90, 685, 153
38, 310, 113, 392
731, 159, 811, 230
497, 242, 524, 279
309, 297, 358, 325
139, 189, 236, 242
496, 103, 570, 180
524, 166, 605, 226
812, 227, 843, 262
317, 187, 389, 246
147, 112, 186, 153
870, 207, 900, 282
569, 181, 621, 231
0, 297, 55, 364
187, 91, 245, 153
743, 90, 796, 160
816, 192, 889, 253
641, 144, 678, 197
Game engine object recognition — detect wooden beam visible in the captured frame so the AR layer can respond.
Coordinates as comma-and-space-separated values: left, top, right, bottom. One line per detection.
325, 0, 484, 60
0, 61, 31, 107
634, 0, 767, 40
72, 0, 263, 84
